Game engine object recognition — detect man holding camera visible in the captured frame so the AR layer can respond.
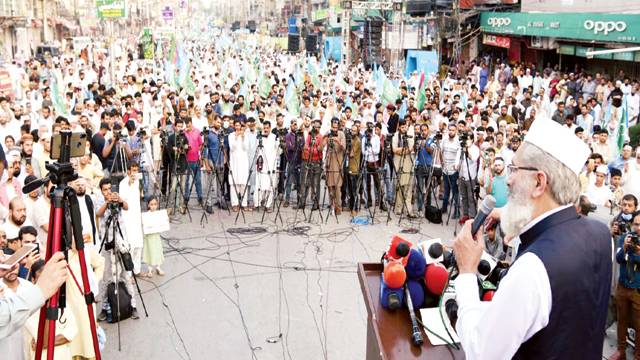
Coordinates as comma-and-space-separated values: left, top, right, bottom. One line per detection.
391, 120, 416, 217
95, 178, 139, 321
414, 124, 433, 213
362, 123, 385, 211
182, 117, 204, 208
300, 120, 323, 210
612, 211, 640, 360
284, 121, 302, 208
458, 131, 480, 223
323, 119, 345, 215
165, 119, 189, 212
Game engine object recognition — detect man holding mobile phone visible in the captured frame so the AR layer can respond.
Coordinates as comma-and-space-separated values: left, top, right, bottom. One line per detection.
0, 252, 68, 347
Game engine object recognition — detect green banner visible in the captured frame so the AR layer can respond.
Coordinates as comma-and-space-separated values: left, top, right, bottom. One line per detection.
480, 12, 640, 44
97, 0, 126, 19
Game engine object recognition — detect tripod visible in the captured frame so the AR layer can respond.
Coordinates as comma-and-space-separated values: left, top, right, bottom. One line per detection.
200, 131, 231, 226
165, 137, 192, 222
422, 137, 444, 224
29, 131, 101, 360
386, 132, 416, 225
98, 205, 149, 351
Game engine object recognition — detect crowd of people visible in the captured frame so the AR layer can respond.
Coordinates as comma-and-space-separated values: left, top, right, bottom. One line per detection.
0, 29, 638, 358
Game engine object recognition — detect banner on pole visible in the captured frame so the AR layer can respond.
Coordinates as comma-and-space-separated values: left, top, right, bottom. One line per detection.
96, 0, 126, 19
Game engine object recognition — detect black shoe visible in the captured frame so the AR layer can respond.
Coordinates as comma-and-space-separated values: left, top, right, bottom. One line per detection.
131, 308, 140, 320
97, 310, 107, 322
198, 198, 204, 207
312, 204, 320, 211
380, 204, 388, 211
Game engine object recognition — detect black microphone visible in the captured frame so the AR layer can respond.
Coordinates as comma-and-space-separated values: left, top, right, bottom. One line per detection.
405, 285, 424, 346
470, 195, 496, 236
22, 177, 49, 194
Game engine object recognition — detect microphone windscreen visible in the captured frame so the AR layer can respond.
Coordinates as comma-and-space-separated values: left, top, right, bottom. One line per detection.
477, 259, 492, 276
479, 195, 496, 216
383, 261, 406, 289
404, 280, 425, 310
405, 248, 426, 280
380, 277, 404, 310
428, 242, 444, 259
482, 290, 495, 302
442, 250, 455, 268
425, 263, 448, 296
386, 235, 412, 261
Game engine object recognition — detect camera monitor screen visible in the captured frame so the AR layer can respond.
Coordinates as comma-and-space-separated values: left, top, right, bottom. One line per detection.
51, 132, 87, 160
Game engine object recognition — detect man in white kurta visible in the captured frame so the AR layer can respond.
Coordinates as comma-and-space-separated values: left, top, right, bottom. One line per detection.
228, 120, 249, 208
253, 121, 279, 210
119, 163, 144, 275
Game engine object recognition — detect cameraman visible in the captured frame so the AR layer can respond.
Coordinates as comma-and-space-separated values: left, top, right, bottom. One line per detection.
205, 117, 227, 209
284, 121, 302, 208
95, 178, 140, 321
458, 131, 480, 223
414, 124, 434, 213
300, 120, 323, 210
391, 120, 416, 218
165, 119, 189, 212
612, 211, 640, 359
611, 194, 638, 238
322, 118, 345, 215
362, 123, 385, 211
101, 123, 131, 177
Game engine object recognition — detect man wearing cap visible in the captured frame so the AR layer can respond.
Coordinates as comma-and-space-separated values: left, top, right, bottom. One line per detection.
586, 165, 613, 208
453, 117, 611, 359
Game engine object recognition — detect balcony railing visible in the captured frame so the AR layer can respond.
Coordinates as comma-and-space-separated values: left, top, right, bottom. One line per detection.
0, 0, 28, 18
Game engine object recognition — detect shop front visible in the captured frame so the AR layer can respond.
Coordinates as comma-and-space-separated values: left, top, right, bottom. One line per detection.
479, 12, 640, 74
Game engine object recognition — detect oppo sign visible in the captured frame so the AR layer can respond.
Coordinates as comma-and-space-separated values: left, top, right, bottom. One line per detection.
584, 20, 627, 35
487, 17, 511, 27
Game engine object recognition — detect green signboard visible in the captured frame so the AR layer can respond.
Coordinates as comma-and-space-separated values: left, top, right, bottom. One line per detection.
480, 12, 640, 44
97, 0, 126, 19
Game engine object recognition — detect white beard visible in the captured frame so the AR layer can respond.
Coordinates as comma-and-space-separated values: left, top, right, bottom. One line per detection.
500, 178, 535, 238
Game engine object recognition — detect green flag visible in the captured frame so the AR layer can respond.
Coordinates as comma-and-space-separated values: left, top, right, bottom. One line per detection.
416, 82, 426, 112
381, 79, 401, 106
258, 73, 271, 99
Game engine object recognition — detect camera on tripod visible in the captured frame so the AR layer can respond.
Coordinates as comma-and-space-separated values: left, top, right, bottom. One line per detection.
459, 131, 471, 147
434, 131, 443, 141
136, 127, 147, 138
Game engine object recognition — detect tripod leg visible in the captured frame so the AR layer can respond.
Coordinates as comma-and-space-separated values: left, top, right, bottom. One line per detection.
35, 202, 57, 360
130, 273, 149, 317
67, 189, 102, 359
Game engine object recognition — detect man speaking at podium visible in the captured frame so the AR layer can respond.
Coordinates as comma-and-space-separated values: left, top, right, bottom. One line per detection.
453, 117, 611, 360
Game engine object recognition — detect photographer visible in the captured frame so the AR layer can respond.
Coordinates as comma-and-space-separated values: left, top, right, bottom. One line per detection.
283, 122, 302, 208
347, 124, 362, 216
95, 178, 140, 322
205, 117, 227, 209
165, 119, 189, 212
101, 123, 130, 177
414, 124, 434, 213
391, 120, 416, 217
322, 118, 345, 215
182, 117, 204, 207
611, 194, 638, 238
299, 120, 323, 210
612, 211, 640, 359
362, 123, 385, 211
441, 122, 461, 218
458, 131, 480, 223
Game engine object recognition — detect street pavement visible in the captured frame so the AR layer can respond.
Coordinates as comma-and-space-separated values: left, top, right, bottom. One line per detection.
99, 205, 623, 360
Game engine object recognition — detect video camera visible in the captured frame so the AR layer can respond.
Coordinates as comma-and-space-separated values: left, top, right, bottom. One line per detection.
434, 131, 443, 141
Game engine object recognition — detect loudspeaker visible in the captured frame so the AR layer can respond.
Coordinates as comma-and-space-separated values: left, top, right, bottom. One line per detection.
288, 34, 300, 52
305, 34, 318, 54
406, 0, 434, 16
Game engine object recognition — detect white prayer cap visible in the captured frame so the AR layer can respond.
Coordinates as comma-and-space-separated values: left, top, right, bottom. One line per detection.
523, 117, 591, 177
595, 165, 608, 175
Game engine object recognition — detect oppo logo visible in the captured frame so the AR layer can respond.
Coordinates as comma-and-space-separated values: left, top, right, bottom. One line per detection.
487, 17, 511, 27
584, 20, 627, 35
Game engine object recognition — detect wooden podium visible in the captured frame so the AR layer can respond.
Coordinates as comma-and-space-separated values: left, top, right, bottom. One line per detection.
358, 262, 465, 360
